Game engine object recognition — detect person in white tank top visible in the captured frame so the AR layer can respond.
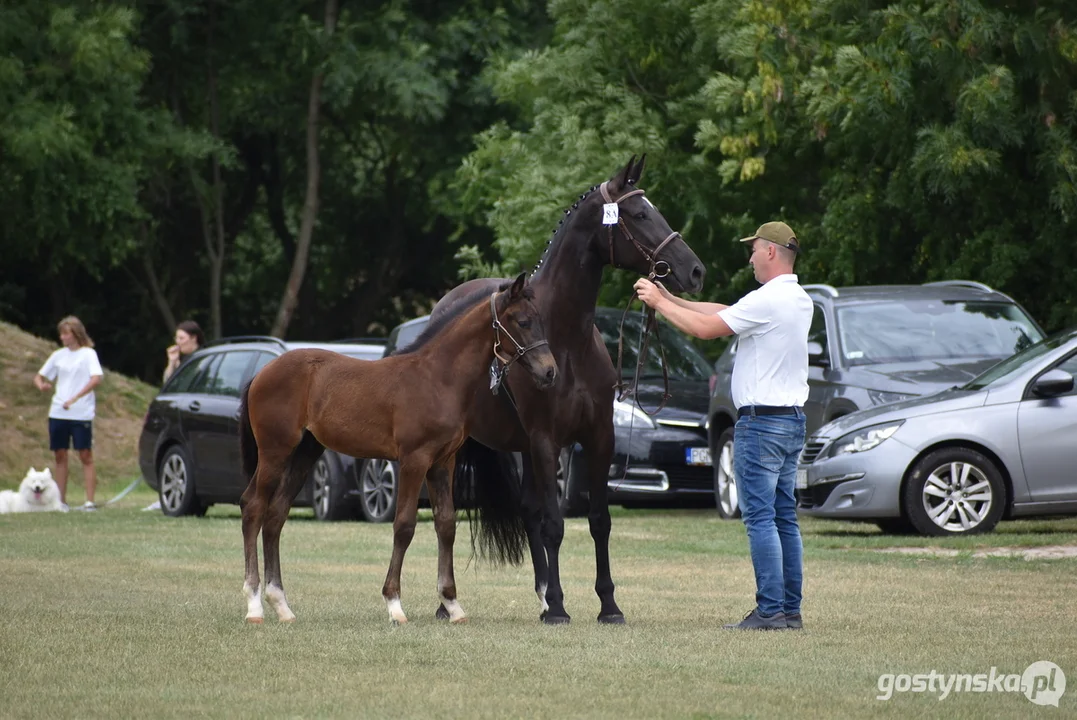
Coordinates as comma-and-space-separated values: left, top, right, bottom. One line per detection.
634, 221, 812, 631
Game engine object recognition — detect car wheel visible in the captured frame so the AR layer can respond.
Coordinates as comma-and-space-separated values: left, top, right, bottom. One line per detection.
713, 428, 740, 519
358, 458, 397, 523
557, 447, 587, 517
158, 445, 205, 517
311, 452, 354, 522
903, 448, 1006, 536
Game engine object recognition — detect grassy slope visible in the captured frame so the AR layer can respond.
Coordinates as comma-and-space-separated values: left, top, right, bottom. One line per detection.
0, 320, 158, 495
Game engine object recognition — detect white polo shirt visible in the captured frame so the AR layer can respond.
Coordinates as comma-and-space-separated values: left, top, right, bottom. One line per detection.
718, 274, 813, 409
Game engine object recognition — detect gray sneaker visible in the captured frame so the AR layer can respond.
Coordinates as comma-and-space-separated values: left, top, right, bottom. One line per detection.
723, 608, 787, 631
785, 613, 803, 630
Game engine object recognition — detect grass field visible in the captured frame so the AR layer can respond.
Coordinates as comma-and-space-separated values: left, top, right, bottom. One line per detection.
1, 488, 1074, 719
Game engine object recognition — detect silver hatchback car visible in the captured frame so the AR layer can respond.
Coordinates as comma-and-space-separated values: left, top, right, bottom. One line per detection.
796, 327, 1077, 535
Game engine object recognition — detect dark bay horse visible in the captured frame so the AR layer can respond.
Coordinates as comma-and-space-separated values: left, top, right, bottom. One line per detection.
238, 274, 557, 624
432, 156, 705, 624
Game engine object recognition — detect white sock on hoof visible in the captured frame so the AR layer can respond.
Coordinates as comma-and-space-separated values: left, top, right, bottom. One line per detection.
439, 594, 467, 623
385, 597, 407, 625
265, 585, 296, 622
244, 582, 264, 623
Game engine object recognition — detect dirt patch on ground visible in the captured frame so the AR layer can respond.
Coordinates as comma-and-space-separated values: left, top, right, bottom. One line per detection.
877, 545, 1077, 560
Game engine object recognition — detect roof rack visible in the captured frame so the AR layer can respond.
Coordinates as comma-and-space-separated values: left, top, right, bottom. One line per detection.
922, 280, 996, 293
803, 283, 839, 298
206, 335, 288, 349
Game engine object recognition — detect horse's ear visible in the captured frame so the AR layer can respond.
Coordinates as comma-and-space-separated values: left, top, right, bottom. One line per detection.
613, 155, 637, 191
629, 154, 646, 185
510, 272, 527, 299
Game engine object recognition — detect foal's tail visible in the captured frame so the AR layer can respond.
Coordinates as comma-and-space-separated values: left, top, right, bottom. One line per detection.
455, 438, 526, 566
238, 382, 259, 484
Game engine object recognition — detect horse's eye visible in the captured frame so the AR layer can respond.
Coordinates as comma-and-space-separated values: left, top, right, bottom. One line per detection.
518, 319, 531, 329
634, 211, 646, 220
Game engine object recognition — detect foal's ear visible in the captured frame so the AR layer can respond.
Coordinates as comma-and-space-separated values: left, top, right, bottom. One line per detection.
509, 272, 528, 299
613, 155, 638, 191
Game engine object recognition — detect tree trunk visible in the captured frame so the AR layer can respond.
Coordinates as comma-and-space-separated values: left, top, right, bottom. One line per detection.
270, 0, 339, 338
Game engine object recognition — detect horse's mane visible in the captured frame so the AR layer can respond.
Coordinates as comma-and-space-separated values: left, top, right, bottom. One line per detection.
530, 184, 600, 279
391, 279, 533, 357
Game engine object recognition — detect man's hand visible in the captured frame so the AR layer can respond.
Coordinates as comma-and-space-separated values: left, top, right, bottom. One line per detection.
34, 376, 52, 392
62, 399, 73, 410
634, 278, 670, 310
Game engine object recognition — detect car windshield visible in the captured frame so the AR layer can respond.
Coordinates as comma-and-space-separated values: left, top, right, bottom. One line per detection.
593, 312, 712, 381
836, 300, 1042, 367
963, 329, 1077, 391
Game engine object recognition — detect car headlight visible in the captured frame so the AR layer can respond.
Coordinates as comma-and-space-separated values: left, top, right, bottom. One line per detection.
826, 421, 903, 457
612, 399, 656, 429
867, 389, 914, 406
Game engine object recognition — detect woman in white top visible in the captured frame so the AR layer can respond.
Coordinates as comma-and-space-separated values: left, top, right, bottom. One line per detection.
34, 316, 104, 510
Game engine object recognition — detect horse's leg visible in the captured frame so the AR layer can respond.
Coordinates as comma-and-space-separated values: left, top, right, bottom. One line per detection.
581, 425, 625, 624
531, 437, 570, 624
427, 459, 466, 623
382, 456, 426, 625
263, 434, 323, 623
519, 452, 551, 617
240, 469, 270, 624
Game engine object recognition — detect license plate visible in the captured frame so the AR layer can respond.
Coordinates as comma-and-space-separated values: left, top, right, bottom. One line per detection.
795, 468, 808, 490
686, 447, 711, 466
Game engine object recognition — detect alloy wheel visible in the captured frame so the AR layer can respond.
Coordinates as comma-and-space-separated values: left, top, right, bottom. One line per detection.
160, 452, 189, 514
921, 461, 994, 533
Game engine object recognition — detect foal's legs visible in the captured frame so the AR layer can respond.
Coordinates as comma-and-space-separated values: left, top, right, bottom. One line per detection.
261, 434, 323, 623
581, 427, 624, 623
382, 455, 427, 624
427, 458, 466, 623
240, 473, 269, 623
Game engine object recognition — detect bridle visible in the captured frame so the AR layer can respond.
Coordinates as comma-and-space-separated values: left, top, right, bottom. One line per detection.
488, 292, 548, 395
600, 180, 681, 282
599, 180, 675, 416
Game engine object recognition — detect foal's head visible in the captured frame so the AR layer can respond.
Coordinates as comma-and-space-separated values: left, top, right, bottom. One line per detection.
596, 155, 705, 294
492, 273, 558, 390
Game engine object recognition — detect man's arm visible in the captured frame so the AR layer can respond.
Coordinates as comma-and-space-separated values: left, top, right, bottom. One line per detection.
657, 282, 728, 315
652, 300, 735, 340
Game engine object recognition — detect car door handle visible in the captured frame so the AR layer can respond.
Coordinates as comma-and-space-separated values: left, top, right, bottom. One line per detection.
188, 401, 201, 412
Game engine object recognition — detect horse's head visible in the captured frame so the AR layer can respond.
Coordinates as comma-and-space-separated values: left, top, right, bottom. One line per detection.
492, 273, 558, 390
597, 155, 705, 294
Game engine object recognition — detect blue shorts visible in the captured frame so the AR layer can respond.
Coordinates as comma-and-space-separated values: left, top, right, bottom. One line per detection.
49, 418, 94, 451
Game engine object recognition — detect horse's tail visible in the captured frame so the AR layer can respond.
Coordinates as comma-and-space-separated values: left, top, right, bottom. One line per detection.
455, 438, 526, 566
238, 381, 259, 484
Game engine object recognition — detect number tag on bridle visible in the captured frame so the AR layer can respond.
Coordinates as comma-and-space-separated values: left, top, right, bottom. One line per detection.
489, 359, 505, 395
602, 203, 619, 225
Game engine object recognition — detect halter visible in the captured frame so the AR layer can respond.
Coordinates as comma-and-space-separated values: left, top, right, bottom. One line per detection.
489, 292, 548, 379
599, 181, 681, 281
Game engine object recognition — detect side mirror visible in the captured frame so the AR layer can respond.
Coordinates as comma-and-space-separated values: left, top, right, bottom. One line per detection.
1031, 368, 1074, 398
807, 341, 829, 367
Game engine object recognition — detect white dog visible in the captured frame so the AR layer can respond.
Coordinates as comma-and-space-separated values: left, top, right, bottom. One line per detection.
0, 467, 66, 513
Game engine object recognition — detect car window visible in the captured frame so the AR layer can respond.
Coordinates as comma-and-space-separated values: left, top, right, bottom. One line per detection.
209, 351, 255, 397
1051, 353, 1077, 397
836, 300, 1043, 366
166, 354, 217, 393
593, 313, 712, 381
964, 331, 1077, 391
251, 352, 277, 377
390, 321, 427, 354
187, 353, 222, 394
808, 305, 828, 355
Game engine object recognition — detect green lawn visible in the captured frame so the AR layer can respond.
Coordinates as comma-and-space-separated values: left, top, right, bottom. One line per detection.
1, 487, 1074, 719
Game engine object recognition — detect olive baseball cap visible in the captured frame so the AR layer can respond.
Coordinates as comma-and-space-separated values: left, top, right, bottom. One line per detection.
740, 221, 800, 252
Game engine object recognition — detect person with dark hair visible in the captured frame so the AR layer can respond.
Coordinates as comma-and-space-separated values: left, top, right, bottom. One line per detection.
163, 320, 205, 383
634, 221, 812, 631
33, 315, 104, 511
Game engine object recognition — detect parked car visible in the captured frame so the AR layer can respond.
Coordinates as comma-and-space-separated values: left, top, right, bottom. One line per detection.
795, 326, 1077, 535
707, 280, 1045, 519
138, 336, 386, 521
371, 307, 714, 516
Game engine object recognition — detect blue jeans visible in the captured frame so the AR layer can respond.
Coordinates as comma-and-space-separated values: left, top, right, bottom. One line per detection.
733, 411, 806, 617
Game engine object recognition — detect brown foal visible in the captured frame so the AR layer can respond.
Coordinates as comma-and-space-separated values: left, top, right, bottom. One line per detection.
238, 273, 557, 624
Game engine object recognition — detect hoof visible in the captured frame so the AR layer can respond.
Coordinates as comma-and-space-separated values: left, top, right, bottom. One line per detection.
450, 616, 469, 625
540, 611, 571, 625
598, 613, 626, 625
390, 618, 408, 626
279, 616, 296, 624
435, 604, 450, 621
245, 616, 264, 625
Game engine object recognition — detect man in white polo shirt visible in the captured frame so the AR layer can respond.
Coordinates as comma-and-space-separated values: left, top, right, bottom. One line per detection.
634, 221, 812, 631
